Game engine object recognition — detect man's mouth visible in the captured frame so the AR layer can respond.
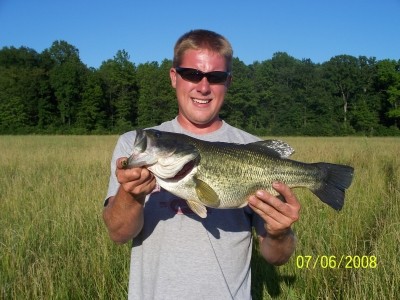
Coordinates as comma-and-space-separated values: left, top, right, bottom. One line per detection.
192, 98, 211, 104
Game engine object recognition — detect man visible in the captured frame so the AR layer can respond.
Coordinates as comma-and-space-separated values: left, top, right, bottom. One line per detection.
103, 29, 300, 299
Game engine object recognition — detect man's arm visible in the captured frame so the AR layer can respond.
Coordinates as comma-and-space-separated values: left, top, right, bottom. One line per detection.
103, 158, 156, 244
248, 182, 300, 265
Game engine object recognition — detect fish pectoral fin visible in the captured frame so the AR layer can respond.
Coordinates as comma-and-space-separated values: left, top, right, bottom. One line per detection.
186, 200, 207, 218
195, 179, 220, 207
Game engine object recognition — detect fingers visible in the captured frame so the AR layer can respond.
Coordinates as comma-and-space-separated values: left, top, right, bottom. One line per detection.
116, 157, 129, 170
248, 182, 300, 234
115, 157, 156, 198
271, 182, 300, 208
116, 157, 145, 182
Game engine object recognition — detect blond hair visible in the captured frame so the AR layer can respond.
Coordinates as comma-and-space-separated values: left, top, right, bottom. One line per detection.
172, 29, 233, 72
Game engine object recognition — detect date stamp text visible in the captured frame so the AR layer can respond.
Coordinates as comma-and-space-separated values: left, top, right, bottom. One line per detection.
296, 255, 377, 269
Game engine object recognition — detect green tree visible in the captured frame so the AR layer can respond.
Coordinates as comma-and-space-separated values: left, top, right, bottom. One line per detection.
350, 95, 379, 134
268, 52, 303, 134
136, 59, 176, 127
99, 50, 137, 132
76, 70, 106, 132
46, 41, 88, 128
348, 56, 380, 134
36, 73, 57, 130
1, 40, 399, 135
0, 46, 45, 132
249, 60, 274, 134
376, 59, 400, 128
292, 59, 336, 135
222, 58, 256, 130
322, 55, 361, 133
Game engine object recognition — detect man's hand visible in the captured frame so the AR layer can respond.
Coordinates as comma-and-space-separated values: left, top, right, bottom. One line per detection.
115, 157, 156, 203
248, 182, 300, 265
103, 157, 156, 244
248, 181, 300, 236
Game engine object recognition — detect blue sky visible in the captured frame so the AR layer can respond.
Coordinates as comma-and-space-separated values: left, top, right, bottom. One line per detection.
1, 0, 399, 68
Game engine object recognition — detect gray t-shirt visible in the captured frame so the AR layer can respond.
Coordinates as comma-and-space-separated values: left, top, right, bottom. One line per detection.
106, 118, 266, 300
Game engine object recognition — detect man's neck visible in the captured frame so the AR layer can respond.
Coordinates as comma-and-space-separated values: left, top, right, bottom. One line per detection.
177, 116, 223, 135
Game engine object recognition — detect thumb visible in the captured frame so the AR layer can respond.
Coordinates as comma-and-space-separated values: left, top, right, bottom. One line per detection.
116, 157, 129, 169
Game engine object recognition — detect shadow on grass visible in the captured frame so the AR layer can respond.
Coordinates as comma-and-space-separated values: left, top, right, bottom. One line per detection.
251, 247, 296, 299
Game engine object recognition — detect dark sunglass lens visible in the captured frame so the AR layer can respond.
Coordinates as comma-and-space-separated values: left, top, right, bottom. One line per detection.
186, 72, 203, 82
176, 68, 229, 84
178, 69, 202, 82
207, 72, 228, 84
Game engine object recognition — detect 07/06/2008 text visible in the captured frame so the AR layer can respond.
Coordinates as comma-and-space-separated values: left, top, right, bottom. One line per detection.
296, 255, 377, 269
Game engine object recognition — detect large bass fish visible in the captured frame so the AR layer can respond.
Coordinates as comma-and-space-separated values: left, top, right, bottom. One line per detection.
123, 129, 354, 218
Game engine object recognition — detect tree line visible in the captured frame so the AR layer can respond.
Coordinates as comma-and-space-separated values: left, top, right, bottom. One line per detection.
0, 40, 399, 136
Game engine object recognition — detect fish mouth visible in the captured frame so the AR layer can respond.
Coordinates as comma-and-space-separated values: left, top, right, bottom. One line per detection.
128, 129, 200, 180
171, 159, 197, 180
126, 129, 156, 168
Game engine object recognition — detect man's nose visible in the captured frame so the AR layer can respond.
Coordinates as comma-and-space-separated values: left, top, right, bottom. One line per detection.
196, 77, 211, 93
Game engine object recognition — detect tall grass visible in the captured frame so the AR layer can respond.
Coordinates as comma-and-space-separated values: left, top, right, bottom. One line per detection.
0, 136, 129, 299
252, 136, 400, 299
1, 136, 399, 299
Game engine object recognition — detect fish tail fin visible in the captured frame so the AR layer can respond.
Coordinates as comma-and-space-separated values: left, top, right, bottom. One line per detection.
311, 163, 354, 211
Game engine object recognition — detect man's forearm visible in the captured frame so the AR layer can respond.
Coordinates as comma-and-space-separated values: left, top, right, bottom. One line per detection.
103, 186, 145, 244
259, 229, 297, 266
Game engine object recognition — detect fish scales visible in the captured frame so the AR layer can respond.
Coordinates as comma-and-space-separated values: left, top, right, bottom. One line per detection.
193, 143, 322, 207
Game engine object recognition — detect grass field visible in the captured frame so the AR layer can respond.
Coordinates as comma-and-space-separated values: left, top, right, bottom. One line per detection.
1, 135, 399, 299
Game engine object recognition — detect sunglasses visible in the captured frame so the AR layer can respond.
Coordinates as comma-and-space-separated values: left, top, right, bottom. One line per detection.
175, 67, 231, 84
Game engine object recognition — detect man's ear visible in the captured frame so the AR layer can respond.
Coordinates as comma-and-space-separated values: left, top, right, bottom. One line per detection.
170, 68, 177, 88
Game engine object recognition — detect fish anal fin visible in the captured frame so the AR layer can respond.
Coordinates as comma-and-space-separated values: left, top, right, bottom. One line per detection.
195, 179, 220, 207
186, 200, 207, 218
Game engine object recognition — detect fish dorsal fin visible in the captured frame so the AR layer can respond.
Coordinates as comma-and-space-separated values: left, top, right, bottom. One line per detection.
186, 200, 207, 218
195, 179, 220, 208
248, 140, 295, 158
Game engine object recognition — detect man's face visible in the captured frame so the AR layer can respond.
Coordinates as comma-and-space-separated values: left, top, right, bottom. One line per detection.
170, 49, 231, 132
